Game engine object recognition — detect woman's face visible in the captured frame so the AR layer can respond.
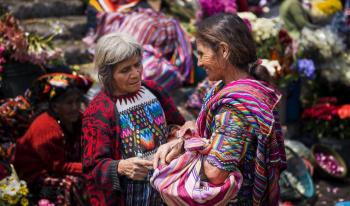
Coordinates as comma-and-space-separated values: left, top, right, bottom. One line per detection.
196, 40, 225, 81
53, 91, 82, 123
112, 55, 143, 96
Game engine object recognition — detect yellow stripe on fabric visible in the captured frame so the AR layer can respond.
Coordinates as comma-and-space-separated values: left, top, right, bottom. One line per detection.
89, 0, 104, 12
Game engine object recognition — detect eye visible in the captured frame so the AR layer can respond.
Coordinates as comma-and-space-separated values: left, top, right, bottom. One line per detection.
135, 61, 142, 68
120, 67, 131, 73
197, 51, 203, 57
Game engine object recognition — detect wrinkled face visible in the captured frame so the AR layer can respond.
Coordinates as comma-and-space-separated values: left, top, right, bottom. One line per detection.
113, 55, 143, 96
53, 91, 82, 123
196, 40, 225, 81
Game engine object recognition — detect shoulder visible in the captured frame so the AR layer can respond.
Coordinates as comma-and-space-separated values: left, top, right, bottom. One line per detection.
142, 80, 167, 96
84, 90, 115, 118
21, 112, 62, 142
30, 112, 60, 132
223, 79, 275, 96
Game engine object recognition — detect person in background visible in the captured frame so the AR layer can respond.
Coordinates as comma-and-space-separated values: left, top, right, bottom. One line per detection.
82, 32, 185, 206
154, 13, 287, 206
280, 0, 318, 38
14, 73, 92, 205
84, 0, 193, 92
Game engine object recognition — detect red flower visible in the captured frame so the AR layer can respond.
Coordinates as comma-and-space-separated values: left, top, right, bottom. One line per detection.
338, 105, 350, 119
278, 29, 292, 46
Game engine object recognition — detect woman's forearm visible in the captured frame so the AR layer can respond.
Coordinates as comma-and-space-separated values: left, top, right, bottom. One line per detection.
203, 160, 229, 185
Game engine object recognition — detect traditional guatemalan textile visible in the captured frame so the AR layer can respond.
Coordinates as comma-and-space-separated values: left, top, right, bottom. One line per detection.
151, 129, 243, 206
89, 0, 141, 12
0, 95, 33, 141
196, 79, 287, 206
117, 86, 168, 206
186, 78, 216, 113
82, 80, 185, 206
90, 8, 193, 91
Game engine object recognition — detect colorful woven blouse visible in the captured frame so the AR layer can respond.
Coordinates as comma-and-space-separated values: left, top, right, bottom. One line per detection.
151, 79, 286, 206
116, 86, 169, 206
116, 86, 168, 159
197, 79, 287, 206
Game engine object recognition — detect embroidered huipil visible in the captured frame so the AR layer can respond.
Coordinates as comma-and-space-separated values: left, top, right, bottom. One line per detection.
116, 86, 167, 159
116, 86, 167, 206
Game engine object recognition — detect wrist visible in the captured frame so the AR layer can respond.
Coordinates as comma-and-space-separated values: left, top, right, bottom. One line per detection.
117, 160, 125, 175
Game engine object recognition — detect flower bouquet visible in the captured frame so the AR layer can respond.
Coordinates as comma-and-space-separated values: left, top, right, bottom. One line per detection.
301, 97, 350, 140
0, 13, 63, 80
298, 26, 345, 60
310, 0, 343, 24
318, 53, 350, 87
197, 0, 237, 20
0, 165, 29, 206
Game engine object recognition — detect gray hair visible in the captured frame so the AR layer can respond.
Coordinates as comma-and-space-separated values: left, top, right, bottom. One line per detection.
94, 32, 142, 93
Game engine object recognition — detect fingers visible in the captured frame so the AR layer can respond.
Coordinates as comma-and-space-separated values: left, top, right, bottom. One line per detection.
153, 144, 171, 169
127, 165, 149, 180
134, 159, 153, 167
159, 146, 170, 167
165, 148, 179, 164
153, 149, 161, 169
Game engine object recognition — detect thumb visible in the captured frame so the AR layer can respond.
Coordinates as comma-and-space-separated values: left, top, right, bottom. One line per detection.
165, 149, 180, 164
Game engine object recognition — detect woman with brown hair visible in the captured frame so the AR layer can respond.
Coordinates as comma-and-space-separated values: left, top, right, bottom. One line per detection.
153, 13, 287, 206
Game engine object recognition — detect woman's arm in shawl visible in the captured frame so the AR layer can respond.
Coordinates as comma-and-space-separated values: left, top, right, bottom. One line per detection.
81, 96, 121, 191
204, 106, 248, 184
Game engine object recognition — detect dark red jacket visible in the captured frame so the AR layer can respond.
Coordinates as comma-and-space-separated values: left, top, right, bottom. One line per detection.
82, 80, 185, 206
14, 112, 82, 184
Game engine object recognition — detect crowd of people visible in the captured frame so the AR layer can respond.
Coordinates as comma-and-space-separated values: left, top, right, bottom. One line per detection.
1, 0, 349, 205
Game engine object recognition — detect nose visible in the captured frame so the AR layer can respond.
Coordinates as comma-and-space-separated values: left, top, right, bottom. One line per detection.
130, 66, 142, 78
71, 100, 81, 111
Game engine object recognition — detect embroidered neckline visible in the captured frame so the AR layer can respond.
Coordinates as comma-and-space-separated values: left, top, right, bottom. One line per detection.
115, 87, 145, 104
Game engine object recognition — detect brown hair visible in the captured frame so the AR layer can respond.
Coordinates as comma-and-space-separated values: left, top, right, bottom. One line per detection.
196, 13, 271, 83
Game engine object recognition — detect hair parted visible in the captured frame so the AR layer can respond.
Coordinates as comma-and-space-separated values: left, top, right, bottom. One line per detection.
94, 32, 142, 92
196, 13, 271, 83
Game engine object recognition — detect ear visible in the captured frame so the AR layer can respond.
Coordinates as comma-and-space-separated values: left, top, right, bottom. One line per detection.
219, 42, 230, 60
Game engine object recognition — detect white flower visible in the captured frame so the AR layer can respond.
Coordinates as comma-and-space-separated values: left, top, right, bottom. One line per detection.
237, 12, 257, 22
260, 59, 281, 77
49, 20, 64, 35
3, 179, 20, 196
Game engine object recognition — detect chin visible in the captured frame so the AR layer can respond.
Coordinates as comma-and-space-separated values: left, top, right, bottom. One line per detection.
207, 75, 220, 82
129, 84, 141, 93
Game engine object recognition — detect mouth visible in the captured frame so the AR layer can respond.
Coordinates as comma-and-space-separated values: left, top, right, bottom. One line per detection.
130, 81, 141, 86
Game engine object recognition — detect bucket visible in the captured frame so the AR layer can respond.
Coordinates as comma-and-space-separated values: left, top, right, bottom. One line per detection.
279, 146, 315, 201
311, 144, 347, 179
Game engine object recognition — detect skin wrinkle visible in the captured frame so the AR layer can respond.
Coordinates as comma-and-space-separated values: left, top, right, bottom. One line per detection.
112, 55, 143, 96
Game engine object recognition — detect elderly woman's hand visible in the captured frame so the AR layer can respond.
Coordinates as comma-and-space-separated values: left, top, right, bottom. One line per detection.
118, 157, 153, 180
153, 138, 184, 169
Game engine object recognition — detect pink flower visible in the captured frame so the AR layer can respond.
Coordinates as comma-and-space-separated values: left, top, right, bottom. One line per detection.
0, 57, 6, 64
0, 65, 4, 73
0, 46, 5, 54
38, 199, 50, 206
199, 0, 237, 18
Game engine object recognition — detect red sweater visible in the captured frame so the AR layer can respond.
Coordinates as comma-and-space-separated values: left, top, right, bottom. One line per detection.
14, 112, 82, 184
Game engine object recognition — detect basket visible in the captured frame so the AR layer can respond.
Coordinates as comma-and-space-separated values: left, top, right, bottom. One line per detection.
279, 146, 315, 201
311, 144, 347, 179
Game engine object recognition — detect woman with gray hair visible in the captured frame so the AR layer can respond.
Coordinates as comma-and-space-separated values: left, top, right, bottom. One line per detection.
81, 32, 185, 206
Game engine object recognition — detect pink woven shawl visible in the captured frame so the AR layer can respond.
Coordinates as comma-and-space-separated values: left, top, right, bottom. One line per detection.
150, 136, 243, 206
